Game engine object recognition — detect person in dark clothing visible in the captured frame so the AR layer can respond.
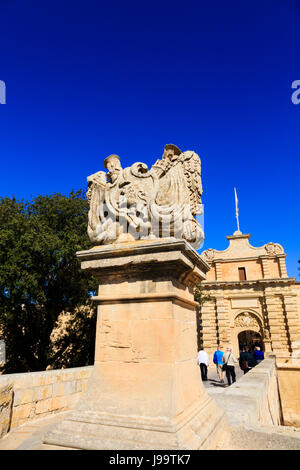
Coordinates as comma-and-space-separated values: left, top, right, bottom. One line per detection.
239, 346, 257, 374
222, 347, 238, 386
253, 346, 264, 364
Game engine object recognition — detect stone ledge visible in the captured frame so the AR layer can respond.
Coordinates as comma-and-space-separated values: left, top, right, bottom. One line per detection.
92, 292, 198, 308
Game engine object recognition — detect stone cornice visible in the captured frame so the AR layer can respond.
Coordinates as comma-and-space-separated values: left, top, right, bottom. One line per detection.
223, 292, 264, 298
226, 233, 251, 241
77, 238, 210, 286
260, 254, 287, 260
202, 277, 296, 288
77, 238, 210, 270
211, 254, 286, 264
92, 292, 198, 309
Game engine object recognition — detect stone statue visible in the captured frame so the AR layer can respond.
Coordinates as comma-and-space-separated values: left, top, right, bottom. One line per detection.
86, 144, 204, 249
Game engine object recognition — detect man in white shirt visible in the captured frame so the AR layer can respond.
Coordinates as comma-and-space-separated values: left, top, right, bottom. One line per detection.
197, 349, 209, 381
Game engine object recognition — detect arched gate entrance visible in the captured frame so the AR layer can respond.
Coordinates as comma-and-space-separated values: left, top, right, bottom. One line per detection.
233, 311, 264, 356
238, 330, 264, 352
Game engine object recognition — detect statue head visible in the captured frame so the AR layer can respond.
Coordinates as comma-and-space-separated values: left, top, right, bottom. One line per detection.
104, 154, 122, 183
162, 144, 181, 161
104, 154, 121, 171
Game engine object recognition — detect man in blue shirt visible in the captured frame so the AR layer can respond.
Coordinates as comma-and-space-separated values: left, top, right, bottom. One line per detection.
213, 348, 224, 383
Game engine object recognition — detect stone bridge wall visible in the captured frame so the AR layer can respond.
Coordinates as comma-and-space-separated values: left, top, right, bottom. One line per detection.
0, 366, 93, 434
276, 358, 300, 427
1, 357, 299, 441
208, 357, 283, 427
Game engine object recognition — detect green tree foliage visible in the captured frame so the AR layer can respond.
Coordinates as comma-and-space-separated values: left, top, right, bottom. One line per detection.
0, 191, 97, 373
194, 284, 213, 306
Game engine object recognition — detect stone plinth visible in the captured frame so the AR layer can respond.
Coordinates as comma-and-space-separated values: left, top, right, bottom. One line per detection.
43, 239, 228, 449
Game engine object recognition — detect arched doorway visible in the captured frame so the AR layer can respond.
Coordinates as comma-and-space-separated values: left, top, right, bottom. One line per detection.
238, 330, 264, 353
233, 311, 264, 357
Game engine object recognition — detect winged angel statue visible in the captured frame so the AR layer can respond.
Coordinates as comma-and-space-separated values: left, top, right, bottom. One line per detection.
86, 144, 204, 249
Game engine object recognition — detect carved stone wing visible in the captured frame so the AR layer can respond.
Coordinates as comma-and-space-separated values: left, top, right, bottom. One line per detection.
181, 151, 203, 215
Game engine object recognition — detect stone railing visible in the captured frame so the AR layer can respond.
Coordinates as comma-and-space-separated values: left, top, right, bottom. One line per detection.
208, 357, 282, 427
276, 357, 300, 427
0, 366, 93, 437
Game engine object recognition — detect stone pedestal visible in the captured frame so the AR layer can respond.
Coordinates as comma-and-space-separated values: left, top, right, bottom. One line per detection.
43, 239, 227, 449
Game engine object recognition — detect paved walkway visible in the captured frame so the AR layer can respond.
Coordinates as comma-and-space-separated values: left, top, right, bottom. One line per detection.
202, 363, 244, 390
0, 412, 74, 450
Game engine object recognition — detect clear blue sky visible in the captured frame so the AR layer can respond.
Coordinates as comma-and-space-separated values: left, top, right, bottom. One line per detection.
0, 0, 299, 277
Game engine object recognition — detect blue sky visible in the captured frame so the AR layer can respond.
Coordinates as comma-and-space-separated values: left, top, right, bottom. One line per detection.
0, 0, 299, 277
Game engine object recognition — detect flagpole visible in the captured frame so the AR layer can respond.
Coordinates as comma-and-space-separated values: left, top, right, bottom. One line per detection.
234, 187, 240, 233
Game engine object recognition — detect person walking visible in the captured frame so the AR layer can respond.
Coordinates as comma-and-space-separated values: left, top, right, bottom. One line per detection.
253, 346, 264, 364
222, 347, 238, 386
239, 346, 257, 374
197, 349, 209, 381
213, 347, 224, 383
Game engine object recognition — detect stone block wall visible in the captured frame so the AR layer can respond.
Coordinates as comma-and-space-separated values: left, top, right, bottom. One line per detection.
0, 366, 93, 431
277, 358, 300, 427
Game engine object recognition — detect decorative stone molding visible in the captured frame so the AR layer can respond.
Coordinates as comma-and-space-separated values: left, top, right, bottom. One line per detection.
234, 312, 261, 330
202, 248, 215, 263
265, 242, 284, 255
203, 278, 295, 288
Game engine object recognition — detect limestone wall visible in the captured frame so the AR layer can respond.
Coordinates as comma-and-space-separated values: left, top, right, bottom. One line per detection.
276, 358, 300, 427
0, 384, 13, 438
0, 366, 93, 431
293, 282, 300, 313
208, 357, 282, 427
221, 259, 264, 281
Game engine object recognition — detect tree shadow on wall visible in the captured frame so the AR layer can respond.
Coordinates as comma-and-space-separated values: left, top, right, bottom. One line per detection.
48, 302, 97, 370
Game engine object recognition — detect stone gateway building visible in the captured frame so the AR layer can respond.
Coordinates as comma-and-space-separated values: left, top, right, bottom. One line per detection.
200, 231, 300, 359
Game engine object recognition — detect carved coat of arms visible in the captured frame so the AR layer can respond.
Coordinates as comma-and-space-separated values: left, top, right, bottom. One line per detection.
86, 144, 204, 249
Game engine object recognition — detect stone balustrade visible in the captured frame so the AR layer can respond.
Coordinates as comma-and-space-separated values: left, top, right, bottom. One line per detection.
0, 366, 93, 435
